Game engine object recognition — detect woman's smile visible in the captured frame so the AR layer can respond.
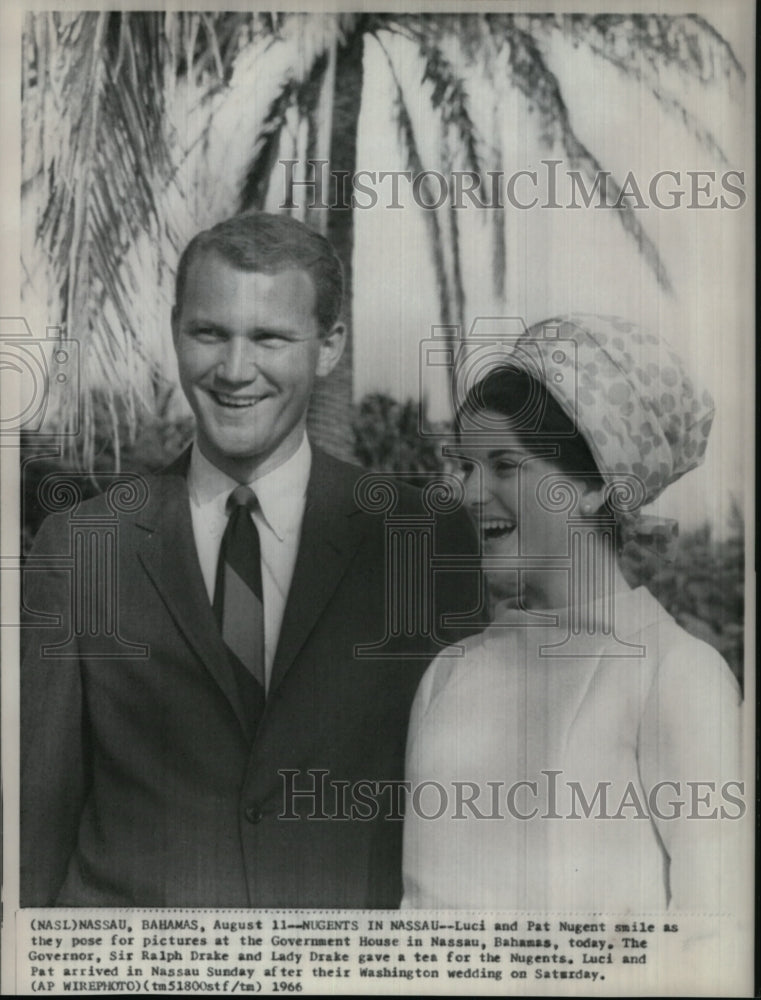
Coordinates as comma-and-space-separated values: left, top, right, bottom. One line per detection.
478, 515, 517, 545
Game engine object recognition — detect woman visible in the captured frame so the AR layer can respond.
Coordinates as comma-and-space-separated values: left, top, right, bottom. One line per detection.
402, 315, 743, 912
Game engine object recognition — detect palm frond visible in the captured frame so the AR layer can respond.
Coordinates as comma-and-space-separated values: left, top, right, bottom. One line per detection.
418, 38, 482, 177
536, 14, 741, 162
298, 52, 330, 167
448, 192, 465, 329
384, 16, 485, 179
23, 9, 744, 470
239, 77, 298, 211
563, 13, 744, 85
493, 18, 672, 292
372, 32, 453, 326
686, 14, 744, 79
30, 12, 177, 456
238, 15, 357, 214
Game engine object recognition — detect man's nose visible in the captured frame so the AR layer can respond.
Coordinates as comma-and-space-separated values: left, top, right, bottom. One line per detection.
217, 338, 255, 382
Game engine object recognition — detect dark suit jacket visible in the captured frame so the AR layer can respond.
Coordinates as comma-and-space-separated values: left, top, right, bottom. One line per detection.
20, 447, 480, 907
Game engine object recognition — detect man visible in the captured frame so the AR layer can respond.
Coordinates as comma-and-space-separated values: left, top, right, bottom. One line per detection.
21, 212, 479, 908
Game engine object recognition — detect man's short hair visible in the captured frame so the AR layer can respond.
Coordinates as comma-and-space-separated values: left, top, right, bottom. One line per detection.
174, 212, 344, 334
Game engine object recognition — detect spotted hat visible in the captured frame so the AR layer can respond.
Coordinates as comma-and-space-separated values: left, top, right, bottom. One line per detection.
495, 313, 715, 509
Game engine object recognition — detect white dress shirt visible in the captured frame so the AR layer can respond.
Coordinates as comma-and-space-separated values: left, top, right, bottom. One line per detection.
187, 434, 312, 689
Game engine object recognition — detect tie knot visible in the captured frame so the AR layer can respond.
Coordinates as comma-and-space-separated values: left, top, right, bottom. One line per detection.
227, 484, 258, 513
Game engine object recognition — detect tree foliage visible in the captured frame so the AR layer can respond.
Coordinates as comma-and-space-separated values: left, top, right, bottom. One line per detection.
21, 11, 742, 467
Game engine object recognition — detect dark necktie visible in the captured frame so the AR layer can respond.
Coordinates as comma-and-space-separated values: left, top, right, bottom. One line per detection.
213, 485, 266, 735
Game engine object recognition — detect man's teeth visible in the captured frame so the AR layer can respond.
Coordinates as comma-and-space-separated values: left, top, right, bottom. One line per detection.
212, 391, 259, 407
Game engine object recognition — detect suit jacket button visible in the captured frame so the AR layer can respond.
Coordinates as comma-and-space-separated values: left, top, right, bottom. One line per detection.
245, 804, 264, 824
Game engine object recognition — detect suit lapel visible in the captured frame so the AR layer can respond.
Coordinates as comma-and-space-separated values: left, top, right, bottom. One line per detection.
135, 452, 251, 735
269, 450, 368, 695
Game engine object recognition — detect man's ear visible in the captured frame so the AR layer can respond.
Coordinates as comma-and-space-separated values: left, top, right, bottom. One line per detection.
316, 322, 347, 377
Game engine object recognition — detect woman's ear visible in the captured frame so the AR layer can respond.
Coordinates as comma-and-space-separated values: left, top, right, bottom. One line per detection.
579, 484, 606, 516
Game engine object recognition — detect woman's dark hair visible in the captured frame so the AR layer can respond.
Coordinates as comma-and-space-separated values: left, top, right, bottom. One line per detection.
456, 367, 603, 485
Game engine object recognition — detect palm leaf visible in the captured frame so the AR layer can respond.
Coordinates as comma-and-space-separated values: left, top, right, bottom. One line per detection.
384, 15, 485, 179
565, 13, 744, 85
417, 34, 483, 177
538, 14, 742, 162
23, 10, 744, 470
31, 12, 176, 456
490, 17, 672, 292
239, 77, 299, 211
372, 31, 453, 326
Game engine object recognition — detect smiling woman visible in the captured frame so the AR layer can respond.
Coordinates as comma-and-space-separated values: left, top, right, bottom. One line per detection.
453, 368, 607, 611
402, 314, 744, 915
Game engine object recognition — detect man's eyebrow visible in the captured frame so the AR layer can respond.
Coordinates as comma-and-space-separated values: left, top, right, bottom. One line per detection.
183, 320, 298, 337
251, 325, 300, 337
184, 318, 228, 331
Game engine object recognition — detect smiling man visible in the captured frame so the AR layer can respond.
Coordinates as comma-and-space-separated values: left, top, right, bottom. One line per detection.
172, 220, 346, 481
20, 212, 480, 908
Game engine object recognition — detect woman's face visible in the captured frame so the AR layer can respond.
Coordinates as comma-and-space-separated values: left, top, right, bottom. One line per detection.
455, 411, 597, 609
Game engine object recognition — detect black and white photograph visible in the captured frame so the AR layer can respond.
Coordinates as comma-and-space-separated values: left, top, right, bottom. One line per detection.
0, 0, 754, 994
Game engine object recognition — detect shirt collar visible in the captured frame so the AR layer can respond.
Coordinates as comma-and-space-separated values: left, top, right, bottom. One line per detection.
187, 434, 312, 541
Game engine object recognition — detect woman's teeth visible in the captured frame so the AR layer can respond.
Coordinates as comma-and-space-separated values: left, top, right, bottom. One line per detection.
481, 519, 516, 540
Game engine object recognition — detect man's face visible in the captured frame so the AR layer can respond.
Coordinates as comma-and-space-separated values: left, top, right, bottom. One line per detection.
172, 250, 344, 480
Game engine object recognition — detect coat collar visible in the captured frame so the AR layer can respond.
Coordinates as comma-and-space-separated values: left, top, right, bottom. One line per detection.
268, 447, 369, 694
135, 448, 252, 735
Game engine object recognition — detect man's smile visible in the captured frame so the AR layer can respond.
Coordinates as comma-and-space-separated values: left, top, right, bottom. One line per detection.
208, 389, 267, 408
